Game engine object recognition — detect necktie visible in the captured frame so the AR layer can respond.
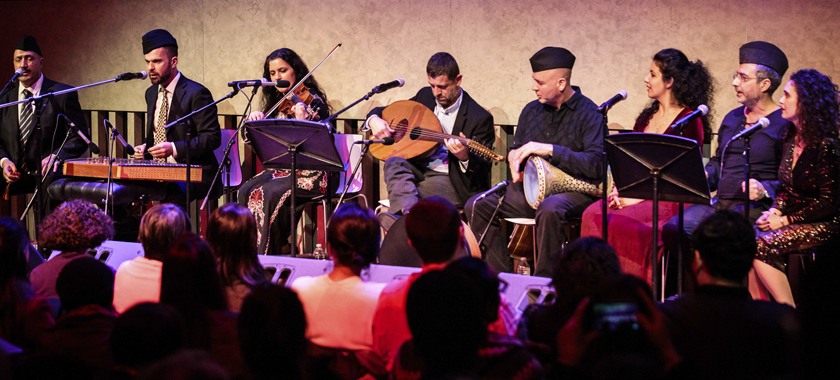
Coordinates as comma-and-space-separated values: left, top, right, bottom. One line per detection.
19, 89, 33, 148
153, 87, 169, 162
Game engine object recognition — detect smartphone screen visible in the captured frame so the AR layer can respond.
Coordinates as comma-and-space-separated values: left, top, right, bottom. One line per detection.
590, 302, 640, 331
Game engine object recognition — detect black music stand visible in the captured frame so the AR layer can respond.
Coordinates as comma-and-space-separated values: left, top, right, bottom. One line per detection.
605, 133, 711, 301
245, 119, 343, 257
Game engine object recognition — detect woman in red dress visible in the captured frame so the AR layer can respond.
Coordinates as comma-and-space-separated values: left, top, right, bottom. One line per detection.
580, 48, 713, 283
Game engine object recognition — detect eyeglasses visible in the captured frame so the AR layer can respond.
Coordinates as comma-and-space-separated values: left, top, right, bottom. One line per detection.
732, 73, 758, 83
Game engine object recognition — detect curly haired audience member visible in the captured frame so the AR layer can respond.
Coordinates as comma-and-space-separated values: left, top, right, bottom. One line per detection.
113, 203, 189, 313
30, 200, 114, 298
206, 203, 266, 313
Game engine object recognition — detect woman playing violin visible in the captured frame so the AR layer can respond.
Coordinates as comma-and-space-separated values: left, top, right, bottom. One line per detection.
238, 48, 335, 256
246, 48, 332, 121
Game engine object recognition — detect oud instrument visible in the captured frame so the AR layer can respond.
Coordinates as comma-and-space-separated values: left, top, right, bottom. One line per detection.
63, 158, 202, 183
369, 100, 503, 162
523, 156, 611, 209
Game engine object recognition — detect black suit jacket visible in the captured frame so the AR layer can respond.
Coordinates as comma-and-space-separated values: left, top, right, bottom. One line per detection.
0, 77, 89, 193
369, 87, 495, 204
145, 74, 221, 198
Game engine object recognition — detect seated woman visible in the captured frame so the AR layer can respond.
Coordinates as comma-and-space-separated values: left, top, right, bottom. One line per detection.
580, 48, 713, 282
290, 202, 386, 351
237, 48, 336, 256
206, 203, 266, 313
751, 69, 840, 306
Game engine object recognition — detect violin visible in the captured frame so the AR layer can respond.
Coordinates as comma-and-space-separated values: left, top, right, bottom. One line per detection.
275, 84, 318, 119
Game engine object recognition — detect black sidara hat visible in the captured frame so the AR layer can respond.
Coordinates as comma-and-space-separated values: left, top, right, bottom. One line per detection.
142, 29, 178, 55
739, 41, 788, 77
530, 47, 575, 72
15, 35, 42, 57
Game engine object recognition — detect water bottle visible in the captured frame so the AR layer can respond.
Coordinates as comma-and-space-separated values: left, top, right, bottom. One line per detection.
515, 257, 531, 276
313, 244, 326, 260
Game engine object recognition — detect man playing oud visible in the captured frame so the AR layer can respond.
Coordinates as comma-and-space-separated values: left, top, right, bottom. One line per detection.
366, 52, 494, 227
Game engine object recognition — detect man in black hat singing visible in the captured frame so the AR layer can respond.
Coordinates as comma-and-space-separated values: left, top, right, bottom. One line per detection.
466, 47, 604, 277
663, 41, 793, 242
0, 35, 90, 195
133, 29, 221, 202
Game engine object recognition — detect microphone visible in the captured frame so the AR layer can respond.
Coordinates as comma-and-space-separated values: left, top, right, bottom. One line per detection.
104, 119, 136, 156
669, 104, 709, 132
597, 90, 628, 113
228, 78, 291, 88
58, 114, 99, 154
115, 71, 148, 82
729, 117, 770, 142
372, 78, 405, 94
11, 69, 23, 82
354, 137, 395, 145
477, 180, 510, 201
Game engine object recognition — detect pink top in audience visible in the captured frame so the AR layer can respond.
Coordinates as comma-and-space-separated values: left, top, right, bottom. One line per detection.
113, 257, 162, 313
291, 274, 386, 351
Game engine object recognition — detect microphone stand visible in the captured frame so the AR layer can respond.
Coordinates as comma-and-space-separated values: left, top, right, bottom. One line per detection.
19, 127, 73, 223
0, 73, 143, 236
322, 84, 384, 131
165, 87, 240, 223
105, 122, 117, 216
597, 103, 614, 241
743, 135, 752, 220
477, 193, 506, 251
200, 85, 258, 211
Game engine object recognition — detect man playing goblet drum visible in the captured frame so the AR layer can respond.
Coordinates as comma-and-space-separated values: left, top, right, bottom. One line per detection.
465, 47, 604, 277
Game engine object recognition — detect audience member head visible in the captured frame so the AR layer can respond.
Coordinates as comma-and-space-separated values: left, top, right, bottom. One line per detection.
55, 257, 114, 312
111, 303, 184, 372
38, 200, 114, 253
327, 202, 380, 270
406, 268, 486, 377
260, 48, 331, 114
552, 237, 622, 305
0, 217, 29, 284
161, 233, 227, 314
136, 350, 229, 380
782, 69, 840, 148
138, 203, 190, 261
443, 257, 502, 324
207, 203, 264, 286
161, 233, 227, 349
690, 210, 756, 285
405, 196, 463, 265
638, 48, 715, 130
581, 275, 663, 379
238, 283, 307, 380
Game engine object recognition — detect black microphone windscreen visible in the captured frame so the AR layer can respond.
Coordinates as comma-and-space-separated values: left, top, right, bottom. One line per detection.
88, 143, 100, 155
383, 137, 395, 145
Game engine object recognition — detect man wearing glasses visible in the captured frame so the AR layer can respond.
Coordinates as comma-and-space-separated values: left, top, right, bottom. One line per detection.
664, 41, 792, 241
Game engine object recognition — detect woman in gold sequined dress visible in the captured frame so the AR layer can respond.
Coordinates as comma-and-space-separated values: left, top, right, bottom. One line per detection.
751, 69, 840, 306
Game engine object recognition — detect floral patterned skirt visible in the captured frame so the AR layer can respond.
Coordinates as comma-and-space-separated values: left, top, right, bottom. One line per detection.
237, 168, 334, 255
